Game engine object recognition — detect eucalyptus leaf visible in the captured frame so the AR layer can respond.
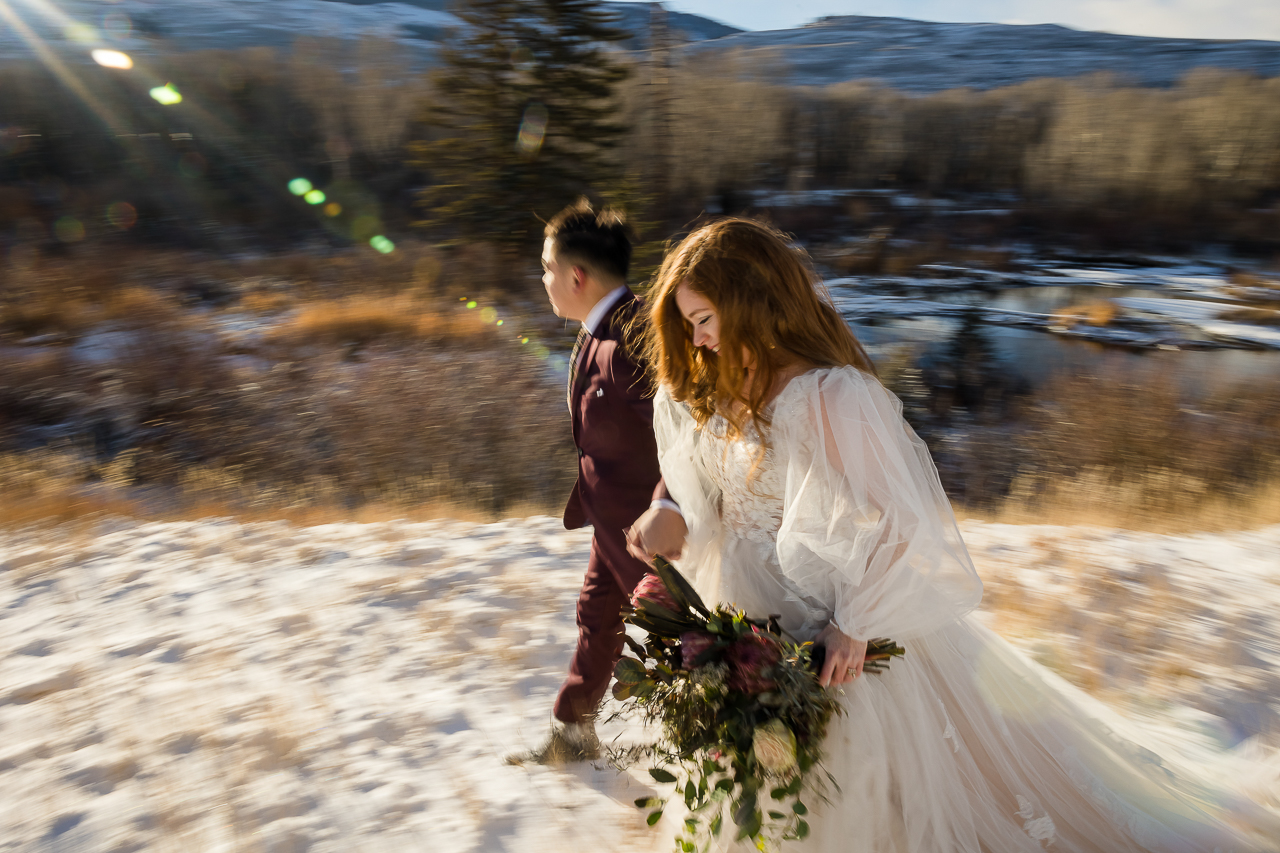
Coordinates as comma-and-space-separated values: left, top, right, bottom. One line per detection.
731, 793, 757, 827
614, 657, 647, 683
647, 810, 663, 826
797, 819, 810, 839
649, 767, 678, 784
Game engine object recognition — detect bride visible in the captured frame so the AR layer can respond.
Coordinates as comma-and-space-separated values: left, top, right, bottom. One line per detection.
626, 218, 1280, 852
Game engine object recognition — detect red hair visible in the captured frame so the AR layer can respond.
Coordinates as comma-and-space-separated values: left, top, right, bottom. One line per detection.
646, 218, 875, 445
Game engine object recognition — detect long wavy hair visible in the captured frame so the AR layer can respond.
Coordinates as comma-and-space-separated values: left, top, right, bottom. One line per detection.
646, 218, 876, 447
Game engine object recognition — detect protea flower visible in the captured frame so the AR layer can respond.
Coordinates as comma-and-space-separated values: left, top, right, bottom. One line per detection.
725, 629, 781, 693
679, 631, 717, 670
631, 572, 681, 614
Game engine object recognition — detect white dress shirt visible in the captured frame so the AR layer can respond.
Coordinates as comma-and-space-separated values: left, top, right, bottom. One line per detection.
581, 284, 630, 336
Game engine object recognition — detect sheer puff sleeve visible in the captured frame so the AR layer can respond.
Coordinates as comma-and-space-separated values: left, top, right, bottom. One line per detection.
773, 366, 983, 641
652, 388, 724, 608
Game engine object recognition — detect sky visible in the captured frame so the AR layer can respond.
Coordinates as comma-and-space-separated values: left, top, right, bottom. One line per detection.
623, 1, 1280, 42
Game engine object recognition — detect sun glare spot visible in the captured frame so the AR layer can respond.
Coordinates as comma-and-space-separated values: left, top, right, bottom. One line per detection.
466, 300, 478, 309
55, 216, 85, 243
64, 22, 97, 43
91, 49, 133, 70
370, 235, 395, 254
288, 178, 313, 196
149, 84, 183, 105
304, 189, 326, 205
107, 201, 137, 230
516, 102, 549, 157
324, 202, 342, 217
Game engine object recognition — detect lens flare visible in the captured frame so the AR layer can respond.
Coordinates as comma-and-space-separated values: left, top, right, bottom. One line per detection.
91, 49, 133, 70
55, 216, 85, 243
352, 215, 381, 242
149, 84, 182, 105
516, 103, 548, 157
288, 178, 313, 196
65, 22, 97, 43
323, 202, 342, 217
102, 11, 131, 39
107, 201, 137, 230
466, 300, 477, 309
480, 307, 498, 324
370, 235, 395, 254
304, 189, 326, 205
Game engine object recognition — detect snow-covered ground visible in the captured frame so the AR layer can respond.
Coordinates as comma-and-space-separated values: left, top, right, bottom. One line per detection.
2, 516, 1278, 852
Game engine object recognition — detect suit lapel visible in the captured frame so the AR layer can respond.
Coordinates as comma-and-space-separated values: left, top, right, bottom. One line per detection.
570, 291, 634, 419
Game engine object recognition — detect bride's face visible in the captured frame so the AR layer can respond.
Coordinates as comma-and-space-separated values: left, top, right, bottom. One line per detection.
675, 285, 720, 354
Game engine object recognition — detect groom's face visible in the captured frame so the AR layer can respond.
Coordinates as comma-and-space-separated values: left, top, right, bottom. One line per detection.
542, 238, 588, 321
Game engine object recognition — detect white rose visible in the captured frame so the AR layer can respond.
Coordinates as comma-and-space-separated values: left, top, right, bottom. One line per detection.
751, 718, 797, 775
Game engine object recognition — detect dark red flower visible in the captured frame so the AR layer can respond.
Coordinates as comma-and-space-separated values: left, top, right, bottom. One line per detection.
725, 630, 781, 693
679, 631, 717, 670
631, 572, 680, 614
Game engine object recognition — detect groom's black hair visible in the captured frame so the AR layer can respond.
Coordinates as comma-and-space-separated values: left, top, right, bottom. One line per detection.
545, 197, 632, 282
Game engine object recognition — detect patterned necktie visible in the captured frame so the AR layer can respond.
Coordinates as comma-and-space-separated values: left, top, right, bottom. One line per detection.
567, 325, 589, 411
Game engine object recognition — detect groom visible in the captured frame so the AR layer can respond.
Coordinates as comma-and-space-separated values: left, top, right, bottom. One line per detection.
513, 199, 684, 764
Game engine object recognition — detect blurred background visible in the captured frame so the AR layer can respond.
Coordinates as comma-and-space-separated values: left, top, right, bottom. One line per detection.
2, 0, 1279, 529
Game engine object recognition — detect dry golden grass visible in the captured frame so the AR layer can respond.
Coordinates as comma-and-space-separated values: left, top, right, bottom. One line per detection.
238, 291, 295, 314
0, 293, 98, 338
959, 471, 1280, 533
101, 286, 184, 325
1229, 271, 1280, 290
1219, 306, 1280, 326
265, 296, 498, 349
1052, 299, 1119, 328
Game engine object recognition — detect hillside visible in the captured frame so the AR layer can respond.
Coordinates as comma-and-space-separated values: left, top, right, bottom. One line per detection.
2, 2, 1278, 91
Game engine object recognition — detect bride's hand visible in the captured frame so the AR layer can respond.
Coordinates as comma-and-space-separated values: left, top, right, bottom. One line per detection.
625, 507, 687, 562
816, 622, 867, 688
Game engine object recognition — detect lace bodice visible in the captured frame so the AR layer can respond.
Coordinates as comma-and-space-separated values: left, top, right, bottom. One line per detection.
699, 413, 785, 545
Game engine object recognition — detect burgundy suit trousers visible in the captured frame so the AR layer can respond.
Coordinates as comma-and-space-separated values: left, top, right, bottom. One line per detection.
552, 525, 650, 724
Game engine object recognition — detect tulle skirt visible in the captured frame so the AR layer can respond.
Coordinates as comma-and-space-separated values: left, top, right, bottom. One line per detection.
781, 616, 1280, 853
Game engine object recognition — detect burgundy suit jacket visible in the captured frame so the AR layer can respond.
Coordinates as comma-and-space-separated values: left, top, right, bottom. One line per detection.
563, 292, 667, 532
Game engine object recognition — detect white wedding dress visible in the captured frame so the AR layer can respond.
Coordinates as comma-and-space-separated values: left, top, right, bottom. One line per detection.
654, 365, 1280, 853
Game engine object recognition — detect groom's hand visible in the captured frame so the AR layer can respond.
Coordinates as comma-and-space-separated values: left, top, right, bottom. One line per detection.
626, 507, 687, 563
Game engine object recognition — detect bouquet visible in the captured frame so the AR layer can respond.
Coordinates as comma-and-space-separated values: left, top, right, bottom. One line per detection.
609, 557, 904, 852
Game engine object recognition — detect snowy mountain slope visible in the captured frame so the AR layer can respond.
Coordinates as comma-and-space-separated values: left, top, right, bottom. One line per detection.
0, 0, 737, 67
683, 15, 1280, 90
0, 2, 1277, 90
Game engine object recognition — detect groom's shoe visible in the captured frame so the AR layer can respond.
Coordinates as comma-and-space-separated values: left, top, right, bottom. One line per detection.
506, 721, 600, 765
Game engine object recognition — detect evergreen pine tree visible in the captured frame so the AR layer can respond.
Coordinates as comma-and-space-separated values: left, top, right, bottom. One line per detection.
410, 0, 629, 249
